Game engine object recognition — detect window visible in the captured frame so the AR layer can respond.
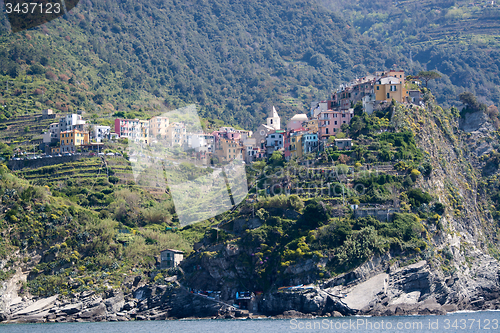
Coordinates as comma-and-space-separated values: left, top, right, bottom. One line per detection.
387, 93, 390, 99
342, 114, 346, 118
376, 86, 379, 90
334, 121, 337, 125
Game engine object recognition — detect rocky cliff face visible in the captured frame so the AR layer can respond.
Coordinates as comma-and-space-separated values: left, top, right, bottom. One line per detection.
2, 98, 500, 322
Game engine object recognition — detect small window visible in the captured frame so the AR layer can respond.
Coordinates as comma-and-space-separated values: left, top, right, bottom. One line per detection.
376, 86, 379, 90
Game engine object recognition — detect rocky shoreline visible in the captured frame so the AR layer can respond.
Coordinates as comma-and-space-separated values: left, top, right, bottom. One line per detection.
1, 253, 500, 324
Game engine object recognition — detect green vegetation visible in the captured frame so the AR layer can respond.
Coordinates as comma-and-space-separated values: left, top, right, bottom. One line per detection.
0, 0, 403, 130
321, 0, 500, 107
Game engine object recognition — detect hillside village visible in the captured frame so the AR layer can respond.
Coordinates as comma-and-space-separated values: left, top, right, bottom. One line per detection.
2, 64, 500, 322
31, 69, 421, 165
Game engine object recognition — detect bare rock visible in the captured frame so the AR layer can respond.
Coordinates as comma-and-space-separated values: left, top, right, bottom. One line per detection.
78, 303, 106, 321
104, 293, 125, 313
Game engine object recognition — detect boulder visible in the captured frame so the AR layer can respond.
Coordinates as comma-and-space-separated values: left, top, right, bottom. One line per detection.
60, 302, 83, 315
104, 293, 125, 313
0, 312, 10, 322
78, 303, 106, 321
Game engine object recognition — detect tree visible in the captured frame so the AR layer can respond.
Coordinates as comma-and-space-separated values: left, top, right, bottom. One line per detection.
269, 150, 284, 167
417, 71, 441, 87
458, 92, 487, 116
0, 142, 13, 160
353, 101, 363, 116
301, 200, 329, 229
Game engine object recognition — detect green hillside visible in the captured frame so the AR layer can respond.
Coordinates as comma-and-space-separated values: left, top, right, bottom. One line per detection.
320, 0, 500, 106
0, 0, 405, 130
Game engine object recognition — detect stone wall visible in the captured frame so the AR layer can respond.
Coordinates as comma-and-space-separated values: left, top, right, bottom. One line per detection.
7, 154, 89, 171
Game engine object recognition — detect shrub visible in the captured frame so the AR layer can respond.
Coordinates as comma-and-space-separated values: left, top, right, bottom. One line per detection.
410, 169, 421, 180
301, 200, 329, 229
109, 176, 120, 184
406, 189, 432, 208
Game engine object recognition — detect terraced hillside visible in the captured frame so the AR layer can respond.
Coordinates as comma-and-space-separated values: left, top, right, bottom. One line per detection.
321, 0, 500, 107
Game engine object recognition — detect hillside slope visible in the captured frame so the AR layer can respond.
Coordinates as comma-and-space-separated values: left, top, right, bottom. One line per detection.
320, 0, 500, 107
0, 0, 403, 129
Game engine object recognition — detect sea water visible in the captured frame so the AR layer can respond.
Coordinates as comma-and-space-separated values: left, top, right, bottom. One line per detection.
0, 310, 498, 333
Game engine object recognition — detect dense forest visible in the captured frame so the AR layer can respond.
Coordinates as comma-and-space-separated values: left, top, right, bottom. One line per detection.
1, 0, 406, 130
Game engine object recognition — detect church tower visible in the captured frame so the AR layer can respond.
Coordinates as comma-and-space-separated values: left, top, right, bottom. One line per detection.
267, 106, 280, 130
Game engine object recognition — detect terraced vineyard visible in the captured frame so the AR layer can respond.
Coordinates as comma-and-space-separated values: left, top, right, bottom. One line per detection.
15, 157, 108, 184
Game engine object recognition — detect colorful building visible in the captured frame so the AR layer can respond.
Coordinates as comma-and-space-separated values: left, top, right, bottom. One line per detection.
149, 116, 170, 140
114, 118, 150, 144
318, 109, 354, 140
59, 129, 89, 152
302, 132, 318, 154
375, 76, 405, 103
165, 122, 186, 146
289, 131, 304, 160
287, 114, 308, 131
265, 130, 285, 156
214, 138, 244, 163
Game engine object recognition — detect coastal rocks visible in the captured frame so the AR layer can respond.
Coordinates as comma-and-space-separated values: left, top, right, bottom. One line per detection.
60, 302, 83, 315
258, 288, 355, 317
78, 303, 106, 321
274, 310, 313, 319
104, 292, 125, 313
11, 295, 58, 317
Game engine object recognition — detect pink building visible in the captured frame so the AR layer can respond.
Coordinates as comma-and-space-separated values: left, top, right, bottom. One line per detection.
318, 109, 354, 140
287, 114, 308, 131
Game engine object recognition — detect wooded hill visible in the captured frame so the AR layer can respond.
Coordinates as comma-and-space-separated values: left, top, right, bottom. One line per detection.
320, 0, 500, 107
0, 0, 404, 129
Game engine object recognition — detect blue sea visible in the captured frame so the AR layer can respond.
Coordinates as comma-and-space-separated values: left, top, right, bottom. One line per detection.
0, 311, 498, 333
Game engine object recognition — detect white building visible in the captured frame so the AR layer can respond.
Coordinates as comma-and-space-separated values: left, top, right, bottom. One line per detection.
91, 125, 111, 143
310, 101, 328, 118
255, 106, 281, 149
267, 106, 280, 130
59, 114, 86, 132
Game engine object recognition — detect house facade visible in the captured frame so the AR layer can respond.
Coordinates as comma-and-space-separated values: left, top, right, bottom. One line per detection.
114, 118, 149, 143
59, 129, 89, 152
149, 116, 170, 140
318, 109, 354, 140
160, 249, 184, 269
287, 114, 308, 131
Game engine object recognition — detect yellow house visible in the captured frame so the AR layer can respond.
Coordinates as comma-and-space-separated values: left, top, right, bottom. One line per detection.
60, 129, 89, 152
305, 119, 318, 133
289, 133, 304, 160
165, 122, 186, 146
139, 120, 150, 144
375, 70, 406, 103
375, 77, 406, 103
214, 138, 243, 162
